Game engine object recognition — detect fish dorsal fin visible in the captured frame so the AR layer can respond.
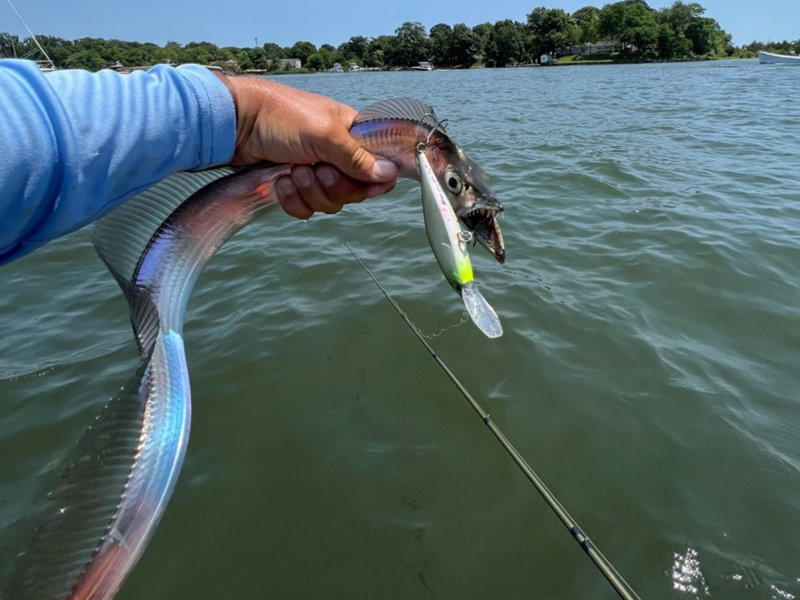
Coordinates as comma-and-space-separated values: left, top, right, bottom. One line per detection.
5, 362, 150, 600
92, 168, 235, 294
354, 98, 438, 127
93, 167, 235, 355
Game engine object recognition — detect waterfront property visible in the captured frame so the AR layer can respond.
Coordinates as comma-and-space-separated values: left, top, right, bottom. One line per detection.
269, 58, 301, 69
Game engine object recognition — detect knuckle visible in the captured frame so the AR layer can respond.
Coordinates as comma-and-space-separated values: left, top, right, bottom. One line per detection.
291, 166, 314, 190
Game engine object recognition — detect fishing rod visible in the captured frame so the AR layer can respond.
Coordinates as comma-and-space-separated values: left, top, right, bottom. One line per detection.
346, 243, 641, 600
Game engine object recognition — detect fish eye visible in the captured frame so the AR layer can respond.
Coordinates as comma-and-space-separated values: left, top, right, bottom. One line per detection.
445, 171, 463, 194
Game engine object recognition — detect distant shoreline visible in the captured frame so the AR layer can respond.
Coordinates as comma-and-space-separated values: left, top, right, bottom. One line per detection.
252, 56, 741, 77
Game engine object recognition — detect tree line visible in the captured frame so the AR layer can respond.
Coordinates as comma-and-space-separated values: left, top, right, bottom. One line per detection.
734, 38, 800, 58
0, 1, 791, 73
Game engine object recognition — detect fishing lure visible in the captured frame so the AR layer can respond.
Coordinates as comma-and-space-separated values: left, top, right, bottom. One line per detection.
417, 147, 503, 339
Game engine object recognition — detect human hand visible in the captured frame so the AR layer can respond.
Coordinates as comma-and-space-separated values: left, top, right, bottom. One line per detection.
216, 74, 398, 219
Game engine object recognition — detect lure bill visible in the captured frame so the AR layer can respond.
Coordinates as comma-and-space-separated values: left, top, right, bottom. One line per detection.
417, 149, 503, 339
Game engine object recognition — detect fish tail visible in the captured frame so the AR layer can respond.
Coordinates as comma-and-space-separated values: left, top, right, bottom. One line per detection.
6, 167, 240, 600
5, 359, 151, 600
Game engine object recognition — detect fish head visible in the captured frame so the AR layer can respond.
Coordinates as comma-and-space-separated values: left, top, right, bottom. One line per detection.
424, 134, 505, 264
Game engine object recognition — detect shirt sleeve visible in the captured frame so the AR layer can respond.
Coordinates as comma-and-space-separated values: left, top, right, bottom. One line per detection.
0, 59, 236, 264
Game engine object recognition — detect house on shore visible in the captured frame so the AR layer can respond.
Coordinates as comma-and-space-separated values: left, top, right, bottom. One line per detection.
268, 58, 301, 69
558, 41, 617, 56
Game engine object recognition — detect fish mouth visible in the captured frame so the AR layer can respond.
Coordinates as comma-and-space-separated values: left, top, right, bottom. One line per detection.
458, 200, 505, 264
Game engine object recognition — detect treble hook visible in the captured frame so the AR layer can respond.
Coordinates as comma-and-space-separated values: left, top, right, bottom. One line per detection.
421, 112, 450, 146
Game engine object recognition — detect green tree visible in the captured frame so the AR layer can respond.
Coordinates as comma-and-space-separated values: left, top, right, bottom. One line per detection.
599, 3, 624, 49
288, 41, 317, 65
626, 3, 658, 51
450, 23, 480, 66
124, 47, 148, 66
34, 34, 73, 67
262, 42, 283, 61
341, 36, 369, 61
335, 39, 367, 65
573, 6, 600, 53
318, 45, 336, 69
367, 35, 394, 67
63, 49, 106, 71
485, 19, 524, 67
305, 52, 326, 71
472, 22, 493, 58
656, 24, 686, 57
390, 22, 429, 67
429, 23, 453, 66
711, 25, 733, 56
182, 41, 221, 64
600, 1, 658, 52
247, 46, 269, 70
333, 42, 349, 65
158, 41, 182, 63
657, 1, 704, 36
527, 7, 578, 58
0, 33, 21, 58
141, 42, 161, 64
685, 16, 715, 55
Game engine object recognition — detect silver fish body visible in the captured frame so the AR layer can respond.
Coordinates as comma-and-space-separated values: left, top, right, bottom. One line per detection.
6, 99, 505, 599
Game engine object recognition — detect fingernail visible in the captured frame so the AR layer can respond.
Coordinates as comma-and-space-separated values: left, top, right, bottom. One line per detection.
372, 159, 397, 180
295, 168, 312, 188
317, 167, 337, 188
277, 178, 294, 196
366, 183, 389, 199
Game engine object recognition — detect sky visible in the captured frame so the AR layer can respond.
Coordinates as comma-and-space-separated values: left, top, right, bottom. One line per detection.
2, 0, 797, 50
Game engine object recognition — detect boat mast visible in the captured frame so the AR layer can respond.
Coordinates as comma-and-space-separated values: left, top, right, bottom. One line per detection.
5, 0, 56, 69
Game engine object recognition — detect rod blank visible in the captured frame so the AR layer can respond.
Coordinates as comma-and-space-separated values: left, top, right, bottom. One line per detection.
347, 243, 641, 600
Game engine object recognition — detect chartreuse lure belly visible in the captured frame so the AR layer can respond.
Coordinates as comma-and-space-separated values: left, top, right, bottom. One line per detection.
416, 148, 503, 339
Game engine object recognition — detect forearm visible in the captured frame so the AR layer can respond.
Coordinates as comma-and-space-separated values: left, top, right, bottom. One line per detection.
0, 60, 235, 263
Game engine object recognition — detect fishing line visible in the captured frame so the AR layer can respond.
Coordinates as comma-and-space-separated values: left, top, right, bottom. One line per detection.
421, 312, 469, 339
346, 243, 641, 600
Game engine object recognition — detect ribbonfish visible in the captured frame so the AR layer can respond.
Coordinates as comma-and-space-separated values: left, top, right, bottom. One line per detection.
6, 98, 505, 600
417, 148, 503, 338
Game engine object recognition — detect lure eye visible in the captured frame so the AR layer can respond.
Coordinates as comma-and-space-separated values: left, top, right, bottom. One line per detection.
445, 172, 463, 194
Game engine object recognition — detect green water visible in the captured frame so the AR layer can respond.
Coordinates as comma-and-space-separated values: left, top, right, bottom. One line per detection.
2, 60, 800, 599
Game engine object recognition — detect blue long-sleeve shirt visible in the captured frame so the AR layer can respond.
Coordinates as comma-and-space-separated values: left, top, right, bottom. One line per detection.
0, 59, 236, 264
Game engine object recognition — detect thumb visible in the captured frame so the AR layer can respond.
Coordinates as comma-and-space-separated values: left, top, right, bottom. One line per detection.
319, 131, 398, 184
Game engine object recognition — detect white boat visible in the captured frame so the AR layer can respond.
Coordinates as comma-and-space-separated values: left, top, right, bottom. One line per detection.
348, 62, 359, 72
758, 51, 800, 65
411, 61, 434, 71
329, 62, 343, 73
